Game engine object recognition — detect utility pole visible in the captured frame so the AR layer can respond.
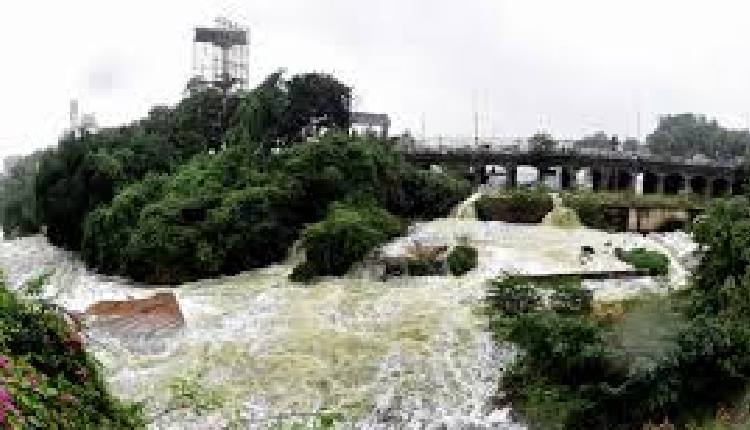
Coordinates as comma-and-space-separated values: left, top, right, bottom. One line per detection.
474, 110, 479, 147
420, 113, 426, 143
637, 110, 642, 143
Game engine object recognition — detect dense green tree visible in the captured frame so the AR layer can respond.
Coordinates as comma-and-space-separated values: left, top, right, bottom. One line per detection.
647, 113, 750, 159
80, 136, 469, 284
280, 73, 352, 142
529, 132, 556, 153
0, 152, 43, 237
575, 132, 623, 152
3, 70, 469, 284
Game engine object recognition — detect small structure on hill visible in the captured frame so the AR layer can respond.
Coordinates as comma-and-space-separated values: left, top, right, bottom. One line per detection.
350, 112, 390, 140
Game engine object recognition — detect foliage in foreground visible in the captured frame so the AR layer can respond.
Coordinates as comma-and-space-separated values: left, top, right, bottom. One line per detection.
475, 188, 553, 223
447, 245, 478, 276
494, 195, 750, 429
0, 276, 143, 428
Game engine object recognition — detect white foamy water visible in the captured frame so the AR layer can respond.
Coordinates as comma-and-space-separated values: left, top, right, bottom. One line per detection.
0, 211, 695, 428
0, 232, 521, 429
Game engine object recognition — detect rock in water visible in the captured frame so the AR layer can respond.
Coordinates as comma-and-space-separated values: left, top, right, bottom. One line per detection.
86, 292, 185, 336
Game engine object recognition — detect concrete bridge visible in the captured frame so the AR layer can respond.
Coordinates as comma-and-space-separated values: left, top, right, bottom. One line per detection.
402, 146, 748, 196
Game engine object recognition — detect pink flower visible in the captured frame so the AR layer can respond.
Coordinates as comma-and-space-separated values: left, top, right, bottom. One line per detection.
0, 387, 12, 404
0, 385, 17, 424
0, 356, 9, 371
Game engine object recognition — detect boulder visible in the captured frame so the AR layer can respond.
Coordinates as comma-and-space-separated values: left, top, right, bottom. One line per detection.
86, 292, 184, 331
404, 243, 449, 261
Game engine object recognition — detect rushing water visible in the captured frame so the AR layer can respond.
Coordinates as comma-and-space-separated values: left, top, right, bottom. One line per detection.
0, 206, 696, 428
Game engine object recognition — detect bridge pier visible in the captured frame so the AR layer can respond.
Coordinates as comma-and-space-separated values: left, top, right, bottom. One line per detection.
560, 166, 573, 190
505, 164, 517, 188
655, 173, 665, 194
682, 175, 693, 195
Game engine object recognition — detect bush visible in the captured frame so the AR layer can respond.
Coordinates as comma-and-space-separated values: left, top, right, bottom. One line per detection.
293, 202, 403, 279
615, 248, 670, 276
0, 276, 143, 428
475, 188, 552, 223
386, 169, 471, 220
561, 192, 628, 231
447, 245, 478, 276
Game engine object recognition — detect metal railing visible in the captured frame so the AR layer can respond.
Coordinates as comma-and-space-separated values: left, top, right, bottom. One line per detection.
399, 144, 744, 169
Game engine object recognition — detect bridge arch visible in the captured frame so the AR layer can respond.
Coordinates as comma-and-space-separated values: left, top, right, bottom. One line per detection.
642, 172, 659, 194
733, 177, 745, 195
616, 169, 635, 192
712, 177, 730, 197
664, 174, 685, 195
690, 176, 708, 196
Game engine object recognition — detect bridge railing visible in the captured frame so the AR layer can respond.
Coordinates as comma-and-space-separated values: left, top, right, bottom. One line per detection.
400, 145, 744, 168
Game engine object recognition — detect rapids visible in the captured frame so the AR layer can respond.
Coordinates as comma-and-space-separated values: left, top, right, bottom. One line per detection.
0, 199, 696, 428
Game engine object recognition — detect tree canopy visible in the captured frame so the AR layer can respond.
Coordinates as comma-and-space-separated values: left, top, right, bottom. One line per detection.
647, 113, 750, 160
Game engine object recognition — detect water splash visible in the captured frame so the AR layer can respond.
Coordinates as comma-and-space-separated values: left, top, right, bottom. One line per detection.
0, 204, 695, 428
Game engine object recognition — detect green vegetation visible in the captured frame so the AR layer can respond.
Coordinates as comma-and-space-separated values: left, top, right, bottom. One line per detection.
529, 132, 556, 153
80, 135, 467, 284
563, 190, 707, 210
561, 191, 705, 231
0, 153, 43, 238
475, 188, 553, 223
1, 72, 470, 284
447, 245, 478, 276
647, 113, 750, 160
561, 191, 628, 231
0, 72, 349, 249
0, 275, 143, 428
291, 202, 403, 282
576, 131, 639, 152
615, 248, 670, 276
492, 195, 750, 429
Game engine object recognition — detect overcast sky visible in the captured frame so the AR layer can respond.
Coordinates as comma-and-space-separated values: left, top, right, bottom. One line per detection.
2, 0, 750, 156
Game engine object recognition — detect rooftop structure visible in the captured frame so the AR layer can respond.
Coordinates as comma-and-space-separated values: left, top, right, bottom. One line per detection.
350, 112, 390, 139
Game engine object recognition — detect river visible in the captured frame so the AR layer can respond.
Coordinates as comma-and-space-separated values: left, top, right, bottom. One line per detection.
0, 203, 696, 428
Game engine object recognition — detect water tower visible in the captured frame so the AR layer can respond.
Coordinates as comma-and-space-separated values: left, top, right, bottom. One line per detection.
190, 17, 249, 94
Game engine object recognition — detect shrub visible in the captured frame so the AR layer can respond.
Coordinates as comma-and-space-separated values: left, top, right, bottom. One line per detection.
615, 248, 670, 276
293, 202, 404, 279
475, 188, 552, 223
561, 192, 628, 231
447, 245, 478, 276
0, 277, 143, 428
